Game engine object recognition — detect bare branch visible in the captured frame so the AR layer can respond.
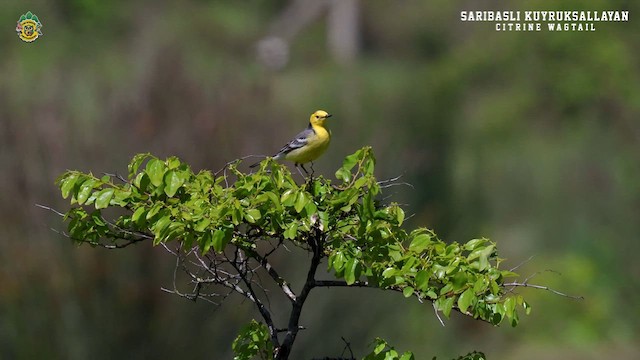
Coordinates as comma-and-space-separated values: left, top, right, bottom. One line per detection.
227, 250, 280, 349
249, 249, 297, 302
37, 203, 153, 247
215, 155, 262, 176
35, 203, 66, 217
275, 227, 325, 358
313, 280, 369, 287
503, 282, 584, 300
50, 227, 146, 249
377, 174, 414, 189
340, 336, 356, 360
433, 302, 446, 327
102, 172, 128, 183
509, 255, 535, 272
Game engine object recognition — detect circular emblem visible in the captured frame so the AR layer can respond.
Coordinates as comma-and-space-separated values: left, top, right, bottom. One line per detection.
16, 11, 43, 43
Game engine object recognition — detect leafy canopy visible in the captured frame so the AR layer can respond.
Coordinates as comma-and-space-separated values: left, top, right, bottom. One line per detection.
56, 147, 530, 358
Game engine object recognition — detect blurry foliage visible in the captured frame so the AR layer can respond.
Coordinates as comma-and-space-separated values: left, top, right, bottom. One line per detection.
1, 0, 639, 359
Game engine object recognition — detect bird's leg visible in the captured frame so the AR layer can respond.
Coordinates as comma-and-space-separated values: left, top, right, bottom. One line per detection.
299, 163, 310, 176
309, 162, 315, 176
295, 163, 306, 177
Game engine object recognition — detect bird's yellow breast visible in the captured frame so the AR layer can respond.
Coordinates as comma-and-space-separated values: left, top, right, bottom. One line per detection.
284, 125, 331, 164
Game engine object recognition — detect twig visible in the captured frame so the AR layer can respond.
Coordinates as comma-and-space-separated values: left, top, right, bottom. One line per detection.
35, 203, 66, 217
503, 282, 584, 300
215, 155, 262, 176
377, 174, 414, 189
276, 326, 305, 333
313, 280, 369, 287
50, 227, 145, 249
102, 172, 128, 183
509, 255, 535, 272
340, 336, 355, 360
433, 302, 445, 327
249, 250, 297, 302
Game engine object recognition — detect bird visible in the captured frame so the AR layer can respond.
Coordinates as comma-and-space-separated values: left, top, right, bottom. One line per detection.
250, 110, 332, 175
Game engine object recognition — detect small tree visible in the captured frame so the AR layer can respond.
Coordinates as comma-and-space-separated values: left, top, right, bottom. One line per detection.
51, 147, 546, 359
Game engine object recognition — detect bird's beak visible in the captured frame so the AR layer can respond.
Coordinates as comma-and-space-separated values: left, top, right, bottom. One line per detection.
326, 114, 332, 118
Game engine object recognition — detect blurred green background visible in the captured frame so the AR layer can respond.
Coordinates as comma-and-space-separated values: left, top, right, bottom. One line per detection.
1, 0, 639, 359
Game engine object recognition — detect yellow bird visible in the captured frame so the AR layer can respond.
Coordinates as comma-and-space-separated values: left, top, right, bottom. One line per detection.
251, 110, 332, 174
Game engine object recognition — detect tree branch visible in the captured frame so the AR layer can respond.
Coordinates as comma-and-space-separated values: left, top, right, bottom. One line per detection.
503, 282, 584, 300
313, 280, 369, 287
248, 249, 297, 303
275, 222, 325, 359
227, 249, 281, 350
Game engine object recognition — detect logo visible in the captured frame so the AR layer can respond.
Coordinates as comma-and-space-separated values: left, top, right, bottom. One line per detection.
16, 11, 43, 42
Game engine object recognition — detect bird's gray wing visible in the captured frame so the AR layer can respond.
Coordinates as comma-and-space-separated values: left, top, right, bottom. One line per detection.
275, 127, 315, 157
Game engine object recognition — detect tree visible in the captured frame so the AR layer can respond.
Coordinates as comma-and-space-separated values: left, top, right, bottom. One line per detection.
51, 147, 539, 359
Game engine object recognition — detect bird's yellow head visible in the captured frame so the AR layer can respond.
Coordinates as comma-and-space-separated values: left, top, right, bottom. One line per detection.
309, 110, 332, 127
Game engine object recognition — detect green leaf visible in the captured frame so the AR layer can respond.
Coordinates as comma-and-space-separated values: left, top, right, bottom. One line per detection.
152, 215, 171, 243
374, 339, 386, 354
473, 277, 487, 293
94, 188, 115, 209
128, 153, 150, 178
195, 218, 211, 232
132, 207, 147, 226
111, 189, 131, 206
409, 233, 432, 253
334, 167, 351, 183
245, 209, 261, 223
60, 173, 79, 199
200, 231, 213, 253
342, 151, 360, 171
257, 191, 283, 212
468, 245, 495, 271
26, 11, 33, 19
362, 193, 375, 220
146, 159, 166, 187
334, 151, 359, 182
344, 258, 358, 285
439, 296, 455, 318
457, 288, 475, 313
382, 267, 396, 278
294, 191, 309, 213
523, 300, 532, 315
167, 156, 181, 170
284, 222, 298, 240
414, 270, 429, 291
76, 179, 95, 205
353, 176, 367, 189
402, 286, 414, 298
212, 229, 232, 252
281, 189, 296, 207
399, 352, 414, 360
463, 238, 487, 251
133, 172, 150, 192
504, 296, 516, 317
395, 206, 405, 225
425, 290, 437, 300
146, 203, 162, 220
232, 320, 273, 360
164, 170, 185, 197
